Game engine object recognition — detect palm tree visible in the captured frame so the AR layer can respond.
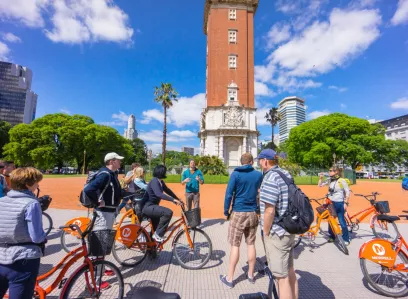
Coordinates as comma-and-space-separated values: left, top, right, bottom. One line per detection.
265, 107, 281, 150
154, 83, 178, 165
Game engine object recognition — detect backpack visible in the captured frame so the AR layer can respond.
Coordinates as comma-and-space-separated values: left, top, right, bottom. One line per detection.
402, 177, 408, 190
79, 171, 111, 208
272, 170, 314, 234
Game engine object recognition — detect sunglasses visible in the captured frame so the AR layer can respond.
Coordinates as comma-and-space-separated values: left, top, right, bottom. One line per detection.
329, 169, 335, 172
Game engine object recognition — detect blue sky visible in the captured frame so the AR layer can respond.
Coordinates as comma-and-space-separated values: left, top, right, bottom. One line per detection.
0, 0, 407, 154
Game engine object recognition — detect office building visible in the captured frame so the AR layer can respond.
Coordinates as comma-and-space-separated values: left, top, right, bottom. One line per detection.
379, 114, 408, 141
0, 61, 37, 126
123, 114, 138, 140
182, 147, 194, 156
278, 96, 306, 143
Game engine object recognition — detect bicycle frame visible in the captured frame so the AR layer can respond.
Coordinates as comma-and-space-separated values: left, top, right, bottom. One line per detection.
359, 235, 408, 271
304, 209, 341, 237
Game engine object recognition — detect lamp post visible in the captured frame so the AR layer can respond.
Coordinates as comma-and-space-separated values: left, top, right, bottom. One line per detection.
82, 150, 86, 175
147, 149, 152, 176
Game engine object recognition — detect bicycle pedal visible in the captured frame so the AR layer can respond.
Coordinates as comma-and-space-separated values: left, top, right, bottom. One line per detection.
58, 277, 67, 289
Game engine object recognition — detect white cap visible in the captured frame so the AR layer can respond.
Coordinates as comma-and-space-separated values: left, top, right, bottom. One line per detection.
104, 152, 124, 162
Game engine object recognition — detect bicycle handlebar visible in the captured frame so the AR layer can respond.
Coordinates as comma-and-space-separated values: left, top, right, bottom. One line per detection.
354, 192, 380, 202
398, 215, 408, 220
309, 197, 326, 205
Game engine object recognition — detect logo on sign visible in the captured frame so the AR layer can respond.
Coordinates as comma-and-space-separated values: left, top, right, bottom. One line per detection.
73, 220, 82, 227
122, 228, 131, 238
372, 244, 386, 256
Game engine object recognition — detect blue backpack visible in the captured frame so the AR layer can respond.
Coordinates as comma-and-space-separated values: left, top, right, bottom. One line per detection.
402, 177, 408, 190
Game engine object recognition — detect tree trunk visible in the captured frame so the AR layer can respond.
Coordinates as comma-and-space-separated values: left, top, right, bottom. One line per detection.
162, 106, 167, 166
271, 124, 275, 150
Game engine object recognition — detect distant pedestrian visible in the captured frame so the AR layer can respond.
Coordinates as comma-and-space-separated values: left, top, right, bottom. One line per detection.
220, 153, 263, 288
181, 159, 204, 211
0, 167, 46, 299
118, 162, 140, 212
257, 149, 298, 299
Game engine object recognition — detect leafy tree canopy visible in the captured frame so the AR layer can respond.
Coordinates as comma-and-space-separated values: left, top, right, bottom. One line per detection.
0, 121, 12, 158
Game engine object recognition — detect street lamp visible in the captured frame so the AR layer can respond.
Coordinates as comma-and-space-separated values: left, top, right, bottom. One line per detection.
82, 150, 86, 175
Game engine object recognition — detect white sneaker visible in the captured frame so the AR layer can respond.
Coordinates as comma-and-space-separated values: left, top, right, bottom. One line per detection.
152, 233, 164, 243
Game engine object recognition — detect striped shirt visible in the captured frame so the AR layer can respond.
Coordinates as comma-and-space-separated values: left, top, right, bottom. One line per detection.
260, 166, 292, 237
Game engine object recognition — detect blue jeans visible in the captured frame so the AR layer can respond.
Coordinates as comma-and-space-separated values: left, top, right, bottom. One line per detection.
328, 201, 350, 242
0, 258, 40, 299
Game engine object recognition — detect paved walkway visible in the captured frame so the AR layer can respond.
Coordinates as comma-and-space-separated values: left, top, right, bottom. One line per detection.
40, 208, 407, 298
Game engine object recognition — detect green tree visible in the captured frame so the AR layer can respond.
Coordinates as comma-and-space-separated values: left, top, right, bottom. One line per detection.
0, 121, 12, 158
3, 113, 133, 170
125, 138, 148, 166
286, 113, 388, 169
265, 107, 281, 150
154, 83, 178, 165
194, 155, 227, 175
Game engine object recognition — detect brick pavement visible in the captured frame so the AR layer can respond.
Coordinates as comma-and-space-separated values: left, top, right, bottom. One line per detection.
39, 208, 408, 298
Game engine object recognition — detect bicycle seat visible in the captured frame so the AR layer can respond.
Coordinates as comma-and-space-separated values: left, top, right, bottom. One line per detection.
376, 214, 400, 222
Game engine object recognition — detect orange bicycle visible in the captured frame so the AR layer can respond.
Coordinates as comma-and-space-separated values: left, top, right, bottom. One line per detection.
345, 192, 398, 242
112, 202, 213, 269
294, 197, 349, 255
4, 211, 124, 299
360, 213, 408, 297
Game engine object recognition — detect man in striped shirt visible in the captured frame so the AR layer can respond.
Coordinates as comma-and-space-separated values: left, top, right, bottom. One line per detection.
257, 149, 298, 299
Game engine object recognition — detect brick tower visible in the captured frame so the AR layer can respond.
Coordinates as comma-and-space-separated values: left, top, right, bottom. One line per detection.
199, 0, 259, 169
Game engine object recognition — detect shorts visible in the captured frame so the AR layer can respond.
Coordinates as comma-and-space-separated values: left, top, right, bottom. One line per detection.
263, 233, 295, 278
228, 211, 258, 247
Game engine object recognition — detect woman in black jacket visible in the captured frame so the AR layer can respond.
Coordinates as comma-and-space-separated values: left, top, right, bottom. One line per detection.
142, 165, 182, 242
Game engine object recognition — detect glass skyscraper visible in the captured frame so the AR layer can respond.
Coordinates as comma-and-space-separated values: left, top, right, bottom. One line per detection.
0, 61, 37, 126
278, 96, 306, 143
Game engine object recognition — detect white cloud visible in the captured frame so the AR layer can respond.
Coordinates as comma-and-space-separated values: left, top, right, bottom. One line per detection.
112, 111, 129, 122
340, 103, 347, 109
0, 0, 48, 27
255, 64, 275, 82
139, 129, 196, 143
270, 8, 381, 77
329, 85, 348, 92
271, 74, 322, 92
101, 111, 129, 126
60, 108, 71, 114
256, 106, 271, 126
391, 97, 408, 109
391, 0, 408, 26
349, 0, 378, 9
2, 33, 22, 43
146, 143, 180, 155
265, 23, 291, 49
0, 41, 10, 60
168, 93, 206, 128
308, 110, 331, 119
255, 81, 276, 97
140, 109, 164, 124
44, 0, 134, 44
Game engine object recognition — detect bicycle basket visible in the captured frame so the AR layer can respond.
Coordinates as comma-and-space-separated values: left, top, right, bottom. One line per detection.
374, 201, 390, 214
87, 229, 116, 256
185, 208, 201, 228
316, 204, 337, 218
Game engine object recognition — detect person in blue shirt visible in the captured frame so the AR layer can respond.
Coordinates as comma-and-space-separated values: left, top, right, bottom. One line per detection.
220, 153, 263, 289
0, 167, 46, 299
181, 159, 204, 211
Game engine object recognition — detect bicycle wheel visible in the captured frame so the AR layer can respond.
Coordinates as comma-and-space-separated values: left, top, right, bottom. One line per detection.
360, 252, 408, 297
293, 235, 302, 248
112, 228, 149, 267
61, 259, 124, 299
372, 215, 399, 243
60, 230, 82, 253
335, 234, 349, 255
173, 228, 212, 269
42, 213, 52, 236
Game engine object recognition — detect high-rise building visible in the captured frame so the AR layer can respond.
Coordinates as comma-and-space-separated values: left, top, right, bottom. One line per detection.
124, 114, 138, 140
278, 96, 306, 143
0, 61, 38, 126
199, 0, 259, 168
182, 147, 194, 156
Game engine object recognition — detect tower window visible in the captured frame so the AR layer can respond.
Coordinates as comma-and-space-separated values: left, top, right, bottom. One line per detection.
228, 30, 237, 43
227, 82, 238, 103
229, 9, 236, 20
228, 55, 237, 69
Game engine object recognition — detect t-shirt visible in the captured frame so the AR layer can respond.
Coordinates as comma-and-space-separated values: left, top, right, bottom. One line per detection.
181, 169, 204, 193
125, 171, 135, 192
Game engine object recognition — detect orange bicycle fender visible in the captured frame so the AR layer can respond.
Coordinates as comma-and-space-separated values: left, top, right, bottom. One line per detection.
63, 217, 91, 234
116, 224, 142, 247
359, 239, 398, 268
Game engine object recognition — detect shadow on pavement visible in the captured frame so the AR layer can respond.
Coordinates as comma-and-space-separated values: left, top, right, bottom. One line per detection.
200, 249, 226, 269
46, 230, 62, 241
125, 280, 163, 298
200, 218, 226, 229
297, 269, 335, 299
361, 276, 387, 297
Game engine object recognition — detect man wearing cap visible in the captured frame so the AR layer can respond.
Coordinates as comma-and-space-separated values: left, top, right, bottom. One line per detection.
181, 159, 204, 211
84, 152, 125, 232
257, 149, 298, 299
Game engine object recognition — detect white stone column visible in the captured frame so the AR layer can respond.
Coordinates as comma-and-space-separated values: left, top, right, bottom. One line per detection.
219, 135, 224, 161
243, 135, 247, 154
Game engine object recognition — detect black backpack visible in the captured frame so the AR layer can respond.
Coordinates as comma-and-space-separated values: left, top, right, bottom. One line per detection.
79, 171, 111, 208
272, 170, 314, 234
